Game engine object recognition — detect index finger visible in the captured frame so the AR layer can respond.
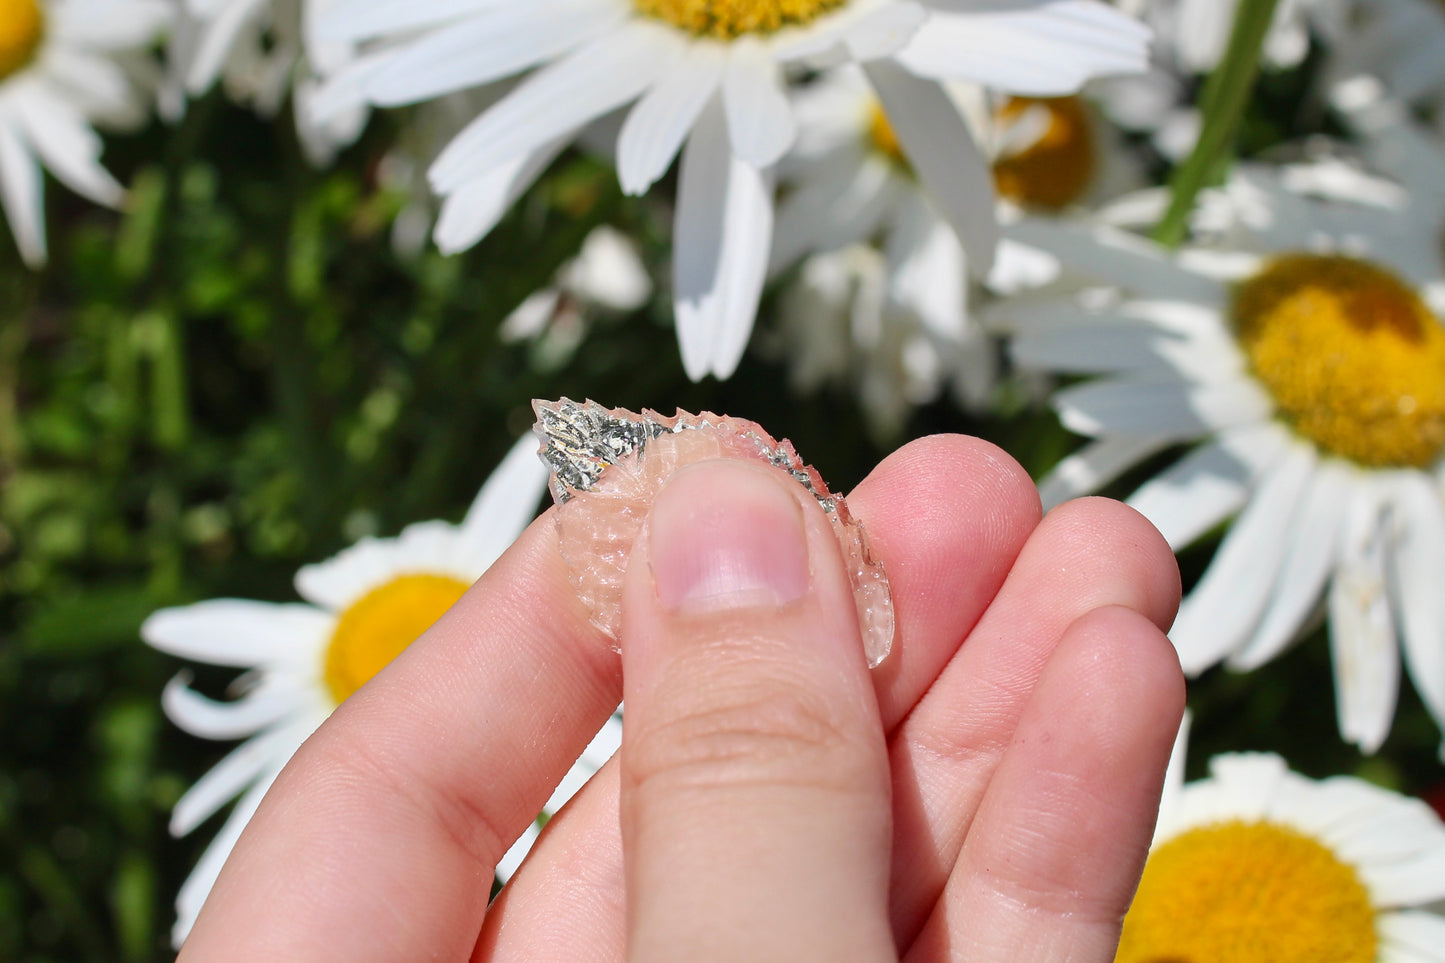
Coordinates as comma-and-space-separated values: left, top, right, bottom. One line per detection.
177, 513, 623, 961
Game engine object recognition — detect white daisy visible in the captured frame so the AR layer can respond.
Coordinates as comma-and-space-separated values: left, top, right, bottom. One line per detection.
772, 66, 1133, 324
1145, 0, 1354, 75
1118, 750, 1445, 962
143, 436, 596, 947
162, 0, 365, 165
499, 224, 653, 358
0, 0, 170, 266
765, 243, 995, 438
1005, 163, 1445, 755
1329, 0, 1445, 132
312, 0, 1149, 381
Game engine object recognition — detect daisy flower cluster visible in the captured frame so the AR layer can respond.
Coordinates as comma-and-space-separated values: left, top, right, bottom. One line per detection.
0, 0, 1434, 953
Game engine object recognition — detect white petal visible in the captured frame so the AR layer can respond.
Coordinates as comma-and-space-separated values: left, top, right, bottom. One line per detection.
899, 1, 1150, 95
14, 87, 124, 207
169, 722, 312, 837
50, 0, 171, 47
1038, 434, 1181, 510
1014, 321, 1206, 375
1169, 442, 1316, 674
321, 0, 505, 45
362, 1, 626, 108
1004, 219, 1226, 305
171, 762, 284, 948
1330, 482, 1401, 754
162, 672, 302, 741
673, 95, 773, 380
721, 37, 795, 168
432, 135, 569, 254
0, 118, 46, 267
1386, 473, 1445, 735
884, 194, 966, 340
615, 45, 723, 195
1175, 0, 1234, 71
456, 434, 549, 567
142, 600, 333, 668
1231, 460, 1350, 670
495, 819, 541, 883
185, 0, 267, 95
429, 21, 677, 194
770, 152, 894, 275
1381, 911, 1445, 962
564, 226, 652, 309
1053, 374, 1272, 437
865, 60, 998, 276
1127, 423, 1289, 550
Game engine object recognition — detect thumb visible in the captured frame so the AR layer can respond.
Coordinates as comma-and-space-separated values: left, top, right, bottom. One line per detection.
618, 457, 895, 962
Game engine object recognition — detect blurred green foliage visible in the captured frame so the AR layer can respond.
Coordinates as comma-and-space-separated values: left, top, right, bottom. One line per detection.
0, 68, 1441, 963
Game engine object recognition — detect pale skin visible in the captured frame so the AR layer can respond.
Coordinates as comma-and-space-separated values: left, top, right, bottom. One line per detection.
178, 434, 1186, 962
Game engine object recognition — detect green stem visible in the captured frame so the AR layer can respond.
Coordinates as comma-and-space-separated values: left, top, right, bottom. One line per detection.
1152, 0, 1282, 248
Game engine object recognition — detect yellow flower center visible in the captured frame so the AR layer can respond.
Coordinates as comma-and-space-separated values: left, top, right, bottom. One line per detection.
1116, 820, 1377, 963
867, 103, 907, 169
0, 0, 44, 82
1233, 253, 1445, 468
323, 574, 471, 705
634, 0, 846, 38
991, 96, 1096, 212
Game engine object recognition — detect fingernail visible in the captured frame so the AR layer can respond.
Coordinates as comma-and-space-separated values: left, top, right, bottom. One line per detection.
650, 460, 810, 613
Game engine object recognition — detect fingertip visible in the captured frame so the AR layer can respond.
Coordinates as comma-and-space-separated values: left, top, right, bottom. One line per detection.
1038, 497, 1182, 632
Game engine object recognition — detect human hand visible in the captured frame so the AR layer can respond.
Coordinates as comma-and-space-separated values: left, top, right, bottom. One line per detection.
176, 434, 1185, 962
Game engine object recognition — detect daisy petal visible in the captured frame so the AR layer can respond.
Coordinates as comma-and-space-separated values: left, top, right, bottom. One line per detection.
1037, 434, 1181, 510
722, 37, 795, 168
142, 600, 333, 668
14, 88, 123, 208
433, 136, 570, 255
770, 152, 894, 275
1053, 374, 1272, 438
1329, 482, 1400, 754
899, 1, 1150, 95
184, 0, 267, 95
0, 119, 46, 267
1005, 219, 1226, 305
429, 20, 678, 194
616, 45, 724, 195
865, 59, 997, 276
1230, 460, 1350, 671
1169, 442, 1315, 674
1380, 911, 1445, 961
1387, 473, 1445, 737
171, 763, 283, 947
1127, 423, 1289, 550
362, 1, 627, 109
673, 96, 773, 380
456, 434, 549, 567
162, 672, 300, 741
169, 723, 313, 837
320, 0, 503, 45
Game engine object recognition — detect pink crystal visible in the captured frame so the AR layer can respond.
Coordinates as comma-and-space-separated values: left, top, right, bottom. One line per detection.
532, 399, 894, 667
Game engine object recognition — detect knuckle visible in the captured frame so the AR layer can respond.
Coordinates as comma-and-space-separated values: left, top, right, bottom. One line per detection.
625, 677, 874, 799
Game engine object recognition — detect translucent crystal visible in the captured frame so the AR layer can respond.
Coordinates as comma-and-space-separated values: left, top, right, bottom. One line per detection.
533, 398, 895, 667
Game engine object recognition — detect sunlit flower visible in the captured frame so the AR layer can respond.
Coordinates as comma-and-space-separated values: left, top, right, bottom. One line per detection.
766, 243, 996, 438
161, 0, 365, 165
1006, 163, 1445, 755
0, 0, 169, 266
143, 437, 584, 946
312, 0, 1149, 380
1119, 750, 1445, 962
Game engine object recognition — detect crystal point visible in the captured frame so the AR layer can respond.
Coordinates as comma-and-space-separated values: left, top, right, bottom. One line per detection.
532, 398, 895, 667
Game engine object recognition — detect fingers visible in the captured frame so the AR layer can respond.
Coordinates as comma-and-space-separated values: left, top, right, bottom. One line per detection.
619, 459, 895, 961
886, 497, 1180, 945
903, 606, 1185, 962
477, 434, 1042, 961
179, 515, 623, 961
